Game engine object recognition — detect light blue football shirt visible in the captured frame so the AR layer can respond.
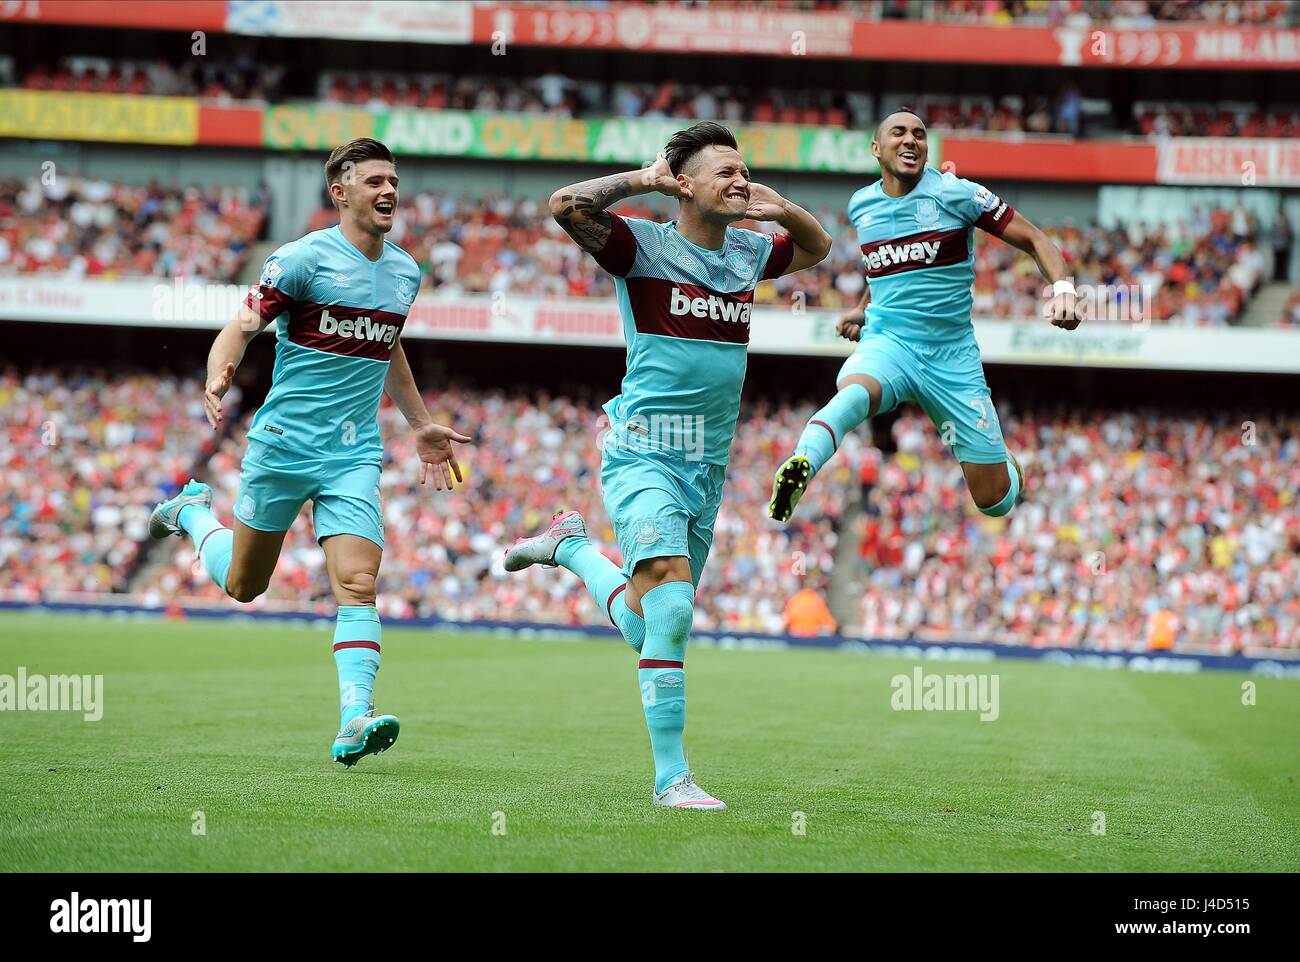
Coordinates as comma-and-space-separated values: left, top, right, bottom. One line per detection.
849, 167, 1015, 344
592, 214, 794, 465
243, 226, 422, 464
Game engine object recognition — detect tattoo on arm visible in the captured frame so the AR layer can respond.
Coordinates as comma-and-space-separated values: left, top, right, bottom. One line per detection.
552, 173, 633, 254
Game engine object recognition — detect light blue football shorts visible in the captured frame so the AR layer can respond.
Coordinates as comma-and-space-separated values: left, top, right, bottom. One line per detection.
234, 439, 384, 548
838, 329, 1008, 464
600, 441, 727, 587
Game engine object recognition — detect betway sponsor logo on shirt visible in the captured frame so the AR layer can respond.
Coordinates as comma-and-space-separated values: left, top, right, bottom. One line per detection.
318, 308, 399, 346
286, 303, 407, 360
669, 286, 753, 325
625, 277, 755, 344
864, 239, 942, 270
860, 228, 968, 278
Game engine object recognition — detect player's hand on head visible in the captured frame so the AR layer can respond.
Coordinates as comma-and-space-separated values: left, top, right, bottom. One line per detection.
744, 183, 787, 222
414, 421, 472, 491
203, 362, 236, 430
643, 154, 690, 200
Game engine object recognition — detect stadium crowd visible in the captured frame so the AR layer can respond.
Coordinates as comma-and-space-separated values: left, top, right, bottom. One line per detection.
2, 365, 1295, 651
20, 56, 285, 102
0, 176, 266, 282
0, 368, 226, 598
10, 55, 1293, 141
0, 171, 1267, 326
969, 205, 1265, 325
317, 71, 869, 130
837, 0, 1292, 25
852, 407, 1300, 652
1134, 103, 1300, 139
140, 388, 850, 636
314, 72, 1291, 141
305, 192, 1266, 326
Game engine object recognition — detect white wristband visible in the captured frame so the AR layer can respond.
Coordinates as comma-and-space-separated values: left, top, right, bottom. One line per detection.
1053, 279, 1077, 297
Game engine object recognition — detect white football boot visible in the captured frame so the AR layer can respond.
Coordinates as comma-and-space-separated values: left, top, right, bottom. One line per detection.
653, 772, 727, 811
148, 479, 213, 539
503, 510, 588, 572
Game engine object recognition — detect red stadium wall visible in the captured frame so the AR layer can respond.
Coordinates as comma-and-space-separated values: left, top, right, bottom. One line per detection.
10, 1, 1299, 70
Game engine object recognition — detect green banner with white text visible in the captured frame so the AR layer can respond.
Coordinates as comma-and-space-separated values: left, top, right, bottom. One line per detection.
261, 106, 933, 174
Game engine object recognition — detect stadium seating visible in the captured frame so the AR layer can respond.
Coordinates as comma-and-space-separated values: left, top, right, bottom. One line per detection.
22, 57, 285, 102
0, 167, 1263, 323
0, 176, 266, 282
321, 194, 1264, 325
140, 387, 853, 636
4, 369, 1289, 652
852, 406, 1300, 651
1134, 103, 1299, 138
13, 57, 1291, 139
970, 213, 1265, 325
0, 368, 227, 598
0, 172, 1265, 325
917, 0, 1290, 26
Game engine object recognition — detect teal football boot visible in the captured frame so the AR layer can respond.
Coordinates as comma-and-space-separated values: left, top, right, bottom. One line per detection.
332, 709, 400, 768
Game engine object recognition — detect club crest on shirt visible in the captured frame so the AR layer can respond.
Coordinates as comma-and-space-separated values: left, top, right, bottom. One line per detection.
915, 198, 940, 227
635, 520, 661, 545
395, 277, 415, 306
726, 249, 753, 279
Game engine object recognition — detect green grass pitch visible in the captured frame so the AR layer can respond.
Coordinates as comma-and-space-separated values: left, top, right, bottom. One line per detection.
1, 613, 1296, 872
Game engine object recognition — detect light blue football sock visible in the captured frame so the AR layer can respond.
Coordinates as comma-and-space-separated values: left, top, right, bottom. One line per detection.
333, 606, 382, 727
179, 503, 233, 596
555, 536, 646, 653
638, 581, 694, 793
794, 382, 874, 474
977, 459, 1021, 517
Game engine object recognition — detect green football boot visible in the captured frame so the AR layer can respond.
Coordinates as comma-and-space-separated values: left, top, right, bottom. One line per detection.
768, 455, 813, 523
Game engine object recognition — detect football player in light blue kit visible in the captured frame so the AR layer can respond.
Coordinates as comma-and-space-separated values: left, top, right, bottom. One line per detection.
147, 138, 470, 767
769, 109, 1084, 523
504, 123, 832, 810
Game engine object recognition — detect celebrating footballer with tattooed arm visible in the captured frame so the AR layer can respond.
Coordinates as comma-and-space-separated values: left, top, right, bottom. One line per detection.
506, 122, 831, 811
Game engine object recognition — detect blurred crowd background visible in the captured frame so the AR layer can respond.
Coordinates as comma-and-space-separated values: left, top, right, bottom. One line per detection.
2, 366, 1295, 652
1, 0, 1297, 658
1, 176, 1287, 326
6, 56, 1298, 140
